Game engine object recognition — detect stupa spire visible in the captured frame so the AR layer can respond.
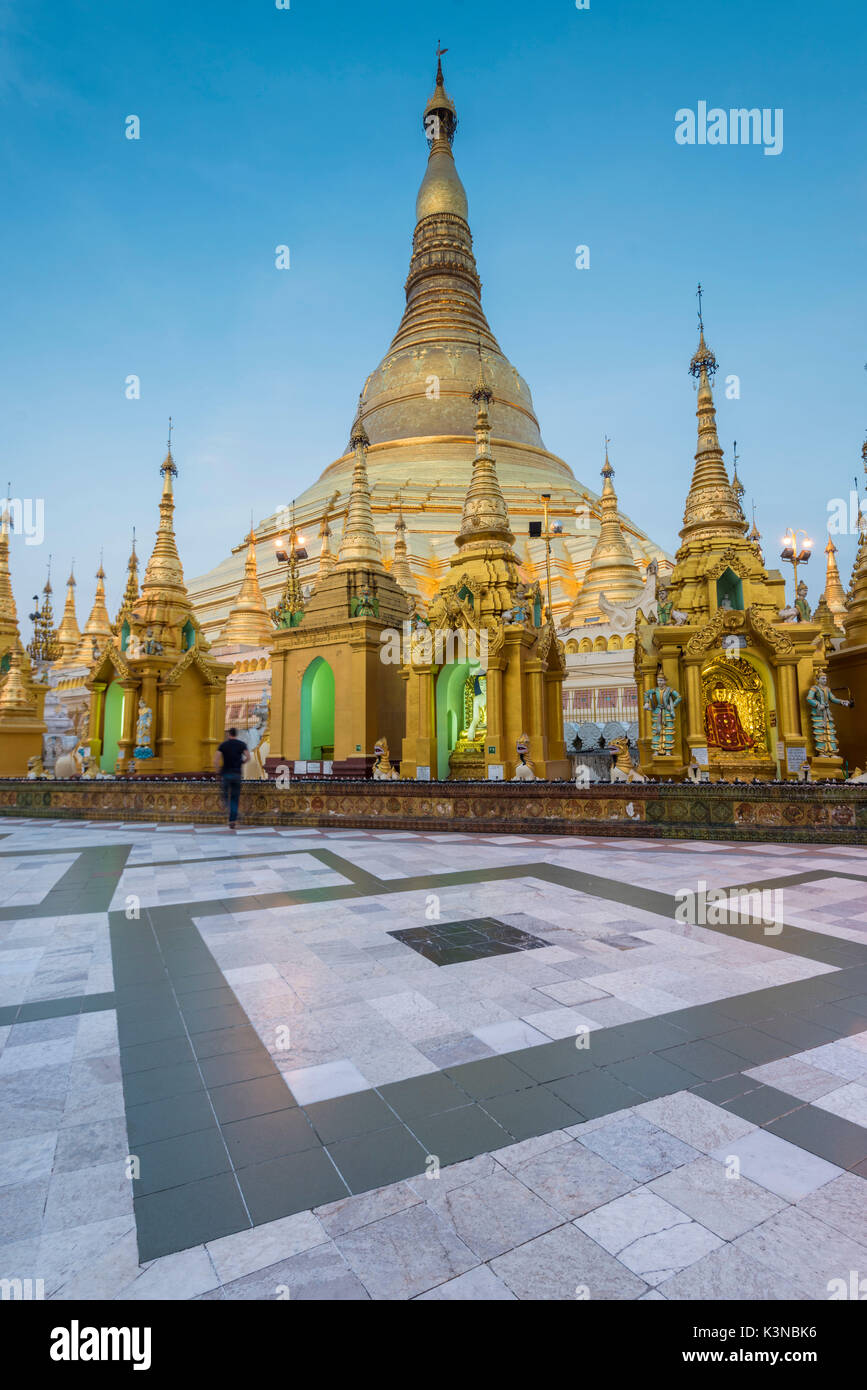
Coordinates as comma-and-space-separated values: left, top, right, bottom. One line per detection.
140, 427, 190, 612
389, 492, 419, 599
841, 436, 867, 648
77, 555, 113, 658
569, 440, 644, 621
116, 530, 140, 628
456, 354, 515, 552
680, 287, 747, 545
317, 509, 336, 577
220, 525, 274, 646
0, 489, 18, 636
336, 399, 383, 568
54, 563, 82, 663
822, 533, 847, 627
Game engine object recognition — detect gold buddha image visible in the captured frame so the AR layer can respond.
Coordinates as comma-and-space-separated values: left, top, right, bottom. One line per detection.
449, 673, 487, 778
701, 658, 769, 761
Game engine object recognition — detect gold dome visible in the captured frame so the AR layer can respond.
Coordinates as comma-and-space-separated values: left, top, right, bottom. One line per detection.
190, 59, 669, 638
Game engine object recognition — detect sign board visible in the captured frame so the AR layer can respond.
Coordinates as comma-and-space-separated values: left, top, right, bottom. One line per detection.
786, 746, 808, 773
692, 747, 709, 766
294, 761, 307, 774
416, 765, 431, 781
487, 764, 505, 781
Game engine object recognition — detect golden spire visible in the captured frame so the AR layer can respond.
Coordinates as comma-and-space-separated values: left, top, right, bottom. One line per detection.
417, 44, 466, 221
730, 441, 746, 520
139, 429, 191, 619
54, 564, 83, 665
748, 501, 764, 560
569, 440, 644, 621
680, 288, 747, 545
336, 400, 383, 568
219, 525, 274, 646
317, 509, 336, 576
0, 650, 36, 715
0, 490, 18, 638
841, 435, 867, 648
389, 493, 419, 598
116, 530, 140, 629
455, 356, 515, 553
77, 555, 114, 659
822, 533, 847, 628
27, 560, 59, 663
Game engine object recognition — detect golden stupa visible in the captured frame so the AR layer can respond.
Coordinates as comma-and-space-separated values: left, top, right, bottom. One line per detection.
188, 57, 667, 633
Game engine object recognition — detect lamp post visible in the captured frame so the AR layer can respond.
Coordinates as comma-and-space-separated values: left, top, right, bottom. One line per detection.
779, 527, 812, 596
529, 494, 563, 619
273, 504, 308, 625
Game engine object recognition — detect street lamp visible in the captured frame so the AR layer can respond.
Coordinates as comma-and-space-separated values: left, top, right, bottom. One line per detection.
529, 493, 563, 618
779, 527, 812, 594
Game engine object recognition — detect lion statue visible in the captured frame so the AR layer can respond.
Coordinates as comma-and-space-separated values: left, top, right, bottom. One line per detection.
609, 736, 646, 783
372, 737, 399, 780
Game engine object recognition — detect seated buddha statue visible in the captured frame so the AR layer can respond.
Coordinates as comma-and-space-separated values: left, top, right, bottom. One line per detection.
705, 684, 754, 752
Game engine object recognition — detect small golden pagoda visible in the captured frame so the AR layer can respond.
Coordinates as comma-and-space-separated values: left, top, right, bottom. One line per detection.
53, 567, 82, 669
268, 404, 411, 774
0, 506, 47, 773
218, 528, 274, 647
820, 534, 848, 631
87, 435, 231, 774
635, 296, 841, 781
400, 363, 569, 781
388, 496, 421, 607
828, 438, 867, 768
0, 502, 20, 665
115, 533, 140, 632
563, 443, 645, 625
75, 559, 114, 664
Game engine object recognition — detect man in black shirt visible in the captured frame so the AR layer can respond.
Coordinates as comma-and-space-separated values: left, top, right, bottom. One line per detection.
215, 727, 250, 831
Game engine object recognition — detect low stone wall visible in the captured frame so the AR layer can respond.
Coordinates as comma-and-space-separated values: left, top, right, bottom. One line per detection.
1, 777, 865, 844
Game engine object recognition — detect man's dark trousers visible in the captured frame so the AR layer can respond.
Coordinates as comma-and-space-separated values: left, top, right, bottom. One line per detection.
221, 772, 242, 824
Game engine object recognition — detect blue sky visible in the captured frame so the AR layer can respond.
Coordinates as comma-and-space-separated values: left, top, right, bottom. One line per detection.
1, 0, 864, 620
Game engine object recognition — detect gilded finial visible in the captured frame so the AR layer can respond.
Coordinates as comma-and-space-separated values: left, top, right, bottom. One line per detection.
689, 284, 717, 381
436, 39, 448, 85
470, 339, 493, 405
161, 418, 177, 478
602, 435, 613, 479
349, 394, 370, 451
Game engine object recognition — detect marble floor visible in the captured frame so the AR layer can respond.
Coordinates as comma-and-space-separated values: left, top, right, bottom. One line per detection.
0, 817, 866, 1300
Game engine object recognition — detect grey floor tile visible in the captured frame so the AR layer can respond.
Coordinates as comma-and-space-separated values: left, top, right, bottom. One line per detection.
237, 1149, 348, 1224
221, 1106, 320, 1167
198, 1049, 278, 1089
219, 1243, 368, 1300
546, 1070, 643, 1120
445, 1056, 535, 1101
134, 1172, 249, 1262
327, 1125, 428, 1192
479, 1086, 582, 1141
211, 1074, 297, 1125
377, 1071, 467, 1120
121, 1060, 205, 1107
408, 1104, 512, 1166
305, 1090, 396, 1145
606, 1053, 700, 1100
722, 1085, 805, 1126
126, 1090, 216, 1147
334, 1203, 477, 1299
657, 1039, 745, 1082
133, 1125, 231, 1197
765, 1105, 867, 1170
